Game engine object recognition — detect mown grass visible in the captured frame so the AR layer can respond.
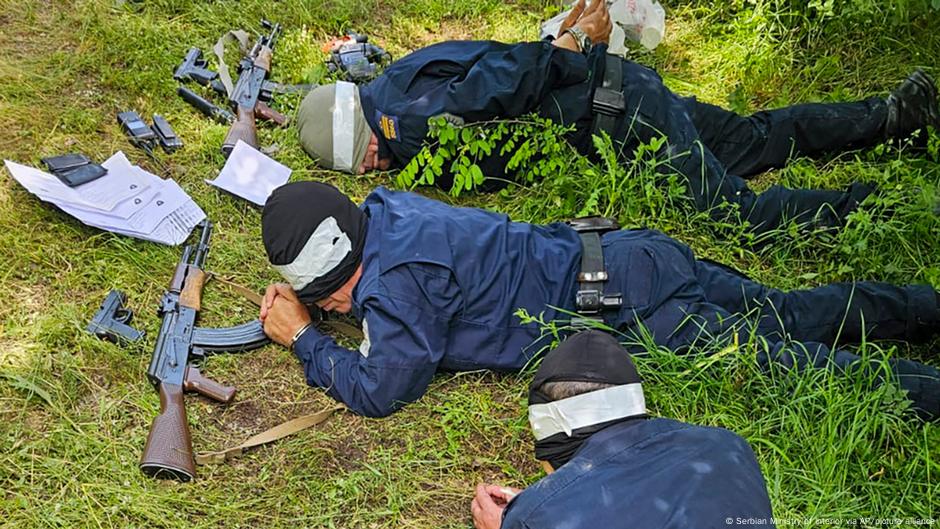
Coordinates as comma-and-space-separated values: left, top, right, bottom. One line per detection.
1, 0, 939, 527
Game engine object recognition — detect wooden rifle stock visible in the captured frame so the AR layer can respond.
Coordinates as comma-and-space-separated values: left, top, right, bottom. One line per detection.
140, 383, 196, 481
221, 105, 258, 156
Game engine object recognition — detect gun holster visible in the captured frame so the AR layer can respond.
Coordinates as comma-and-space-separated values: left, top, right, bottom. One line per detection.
567, 216, 622, 317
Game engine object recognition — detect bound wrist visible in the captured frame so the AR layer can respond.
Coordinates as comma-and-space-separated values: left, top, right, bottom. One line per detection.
289, 322, 314, 349
561, 26, 592, 54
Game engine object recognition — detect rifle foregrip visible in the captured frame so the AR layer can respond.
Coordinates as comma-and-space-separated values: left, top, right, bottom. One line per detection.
179, 268, 207, 311
254, 47, 273, 72
140, 383, 195, 481
221, 105, 258, 156
184, 365, 236, 403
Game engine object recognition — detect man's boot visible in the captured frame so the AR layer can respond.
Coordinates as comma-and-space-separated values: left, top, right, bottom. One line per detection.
884, 69, 940, 140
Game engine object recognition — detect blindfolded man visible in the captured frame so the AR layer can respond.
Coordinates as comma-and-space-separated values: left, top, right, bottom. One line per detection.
295, 0, 939, 237
471, 330, 775, 529
259, 181, 940, 420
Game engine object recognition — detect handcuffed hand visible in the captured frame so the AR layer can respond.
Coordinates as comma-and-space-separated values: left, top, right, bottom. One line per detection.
558, 0, 613, 46
471, 484, 521, 529
259, 283, 313, 347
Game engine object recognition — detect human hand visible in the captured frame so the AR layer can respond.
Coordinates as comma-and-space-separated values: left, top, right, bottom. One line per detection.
471, 484, 521, 529
259, 282, 290, 322
573, 0, 612, 44
559, 0, 588, 35
358, 134, 392, 174
260, 284, 313, 347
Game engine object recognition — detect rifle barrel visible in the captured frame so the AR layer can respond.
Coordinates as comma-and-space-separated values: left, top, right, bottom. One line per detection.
192, 221, 213, 268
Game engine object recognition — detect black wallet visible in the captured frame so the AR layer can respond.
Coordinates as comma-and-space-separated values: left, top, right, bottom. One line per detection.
41, 153, 108, 187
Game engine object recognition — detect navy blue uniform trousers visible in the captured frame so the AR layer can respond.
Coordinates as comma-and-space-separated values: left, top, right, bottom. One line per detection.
361, 41, 889, 236
612, 61, 886, 235
603, 230, 940, 419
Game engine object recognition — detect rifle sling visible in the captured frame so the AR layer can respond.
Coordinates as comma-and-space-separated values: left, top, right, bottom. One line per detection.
194, 275, 362, 467
207, 272, 264, 306
213, 30, 252, 98
195, 405, 345, 465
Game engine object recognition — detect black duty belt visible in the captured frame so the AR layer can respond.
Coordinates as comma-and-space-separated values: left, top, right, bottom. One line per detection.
591, 54, 626, 138
567, 216, 623, 316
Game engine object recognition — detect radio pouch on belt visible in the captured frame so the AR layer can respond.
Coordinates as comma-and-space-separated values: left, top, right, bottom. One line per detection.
567, 216, 623, 317
591, 54, 626, 138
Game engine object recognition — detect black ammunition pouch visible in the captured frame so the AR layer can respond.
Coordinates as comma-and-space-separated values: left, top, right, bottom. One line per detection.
567, 216, 622, 316
591, 54, 626, 138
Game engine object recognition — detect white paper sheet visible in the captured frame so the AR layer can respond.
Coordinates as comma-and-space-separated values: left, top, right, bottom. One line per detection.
4, 155, 205, 246
206, 140, 291, 206
82, 152, 152, 210
58, 179, 196, 235
4, 154, 150, 211
60, 160, 164, 221
106, 199, 206, 246
4, 160, 95, 207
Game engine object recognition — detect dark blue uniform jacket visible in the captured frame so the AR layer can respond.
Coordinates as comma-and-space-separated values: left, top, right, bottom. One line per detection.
289, 187, 940, 418
292, 187, 581, 417
502, 418, 776, 529
358, 40, 597, 186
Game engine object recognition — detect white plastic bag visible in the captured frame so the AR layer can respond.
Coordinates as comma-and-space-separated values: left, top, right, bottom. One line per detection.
540, 0, 666, 55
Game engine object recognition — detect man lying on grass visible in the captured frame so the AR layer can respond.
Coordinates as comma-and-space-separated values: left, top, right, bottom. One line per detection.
470, 330, 775, 529
258, 181, 940, 419
293, 0, 940, 238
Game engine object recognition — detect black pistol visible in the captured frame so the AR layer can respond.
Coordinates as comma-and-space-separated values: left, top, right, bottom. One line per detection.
87, 290, 145, 343
173, 47, 218, 86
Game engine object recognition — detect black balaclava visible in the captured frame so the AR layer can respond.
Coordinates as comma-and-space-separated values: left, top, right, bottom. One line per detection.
529, 330, 646, 470
262, 181, 368, 304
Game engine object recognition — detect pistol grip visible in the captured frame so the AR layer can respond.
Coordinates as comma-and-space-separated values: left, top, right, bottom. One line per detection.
184, 365, 236, 403
254, 101, 288, 127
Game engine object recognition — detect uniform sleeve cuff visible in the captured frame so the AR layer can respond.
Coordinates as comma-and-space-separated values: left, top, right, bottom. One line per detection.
291, 324, 322, 358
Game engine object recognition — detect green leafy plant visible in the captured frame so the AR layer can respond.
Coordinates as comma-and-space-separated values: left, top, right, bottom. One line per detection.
396, 115, 580, 196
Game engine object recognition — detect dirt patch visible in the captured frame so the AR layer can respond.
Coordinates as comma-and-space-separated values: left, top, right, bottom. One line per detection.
329, 443, 368, 472
214, 399, 265, 434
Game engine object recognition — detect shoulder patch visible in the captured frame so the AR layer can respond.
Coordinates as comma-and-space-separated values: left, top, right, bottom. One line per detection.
375, 111, 401, 142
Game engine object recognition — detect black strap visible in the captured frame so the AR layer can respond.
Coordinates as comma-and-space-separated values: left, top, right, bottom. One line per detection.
592, 54, 625, 138
567, 217, 623, 316
576, 231, 607, 314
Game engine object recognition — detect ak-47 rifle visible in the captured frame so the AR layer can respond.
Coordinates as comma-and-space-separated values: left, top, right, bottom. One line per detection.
173, 23, 318, 155
221, 20, 283, 157
140, 220, 270, 481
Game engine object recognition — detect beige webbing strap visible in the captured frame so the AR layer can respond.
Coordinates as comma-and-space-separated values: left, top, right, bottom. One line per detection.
206, 272, 264, 307
213, 29, 252, 97
321, 320, 364, 341
196, 405, 346, 465
194, 274, 362, 465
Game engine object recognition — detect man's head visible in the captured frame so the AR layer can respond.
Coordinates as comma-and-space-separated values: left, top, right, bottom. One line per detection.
528, 330, 647, 471
297, 81, 389, 174
262, 181, 367, 309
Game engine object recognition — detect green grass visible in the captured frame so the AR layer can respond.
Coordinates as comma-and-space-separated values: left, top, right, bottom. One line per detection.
1, 0, 939, 527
